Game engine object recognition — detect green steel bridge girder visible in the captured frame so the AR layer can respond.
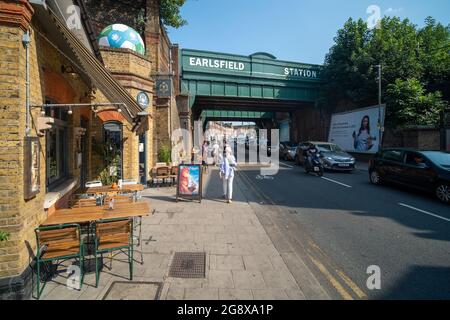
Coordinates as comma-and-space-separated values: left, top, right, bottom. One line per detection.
181, 49, 324, 108
201, 110, 274, 120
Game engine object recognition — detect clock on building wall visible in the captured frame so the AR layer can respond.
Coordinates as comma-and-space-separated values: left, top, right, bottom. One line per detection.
137, 91, 150, 109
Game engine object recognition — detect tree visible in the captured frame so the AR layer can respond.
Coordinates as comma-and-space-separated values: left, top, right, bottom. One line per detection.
321, 16, 450, 127
417, 17, 450, 101
385, 78, 447, 127
321, 18, 373, 109
160, 0, 187, 28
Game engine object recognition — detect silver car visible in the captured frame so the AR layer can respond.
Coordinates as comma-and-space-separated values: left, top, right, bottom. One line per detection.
296, 142, 355, 171
317, 142, 356, 171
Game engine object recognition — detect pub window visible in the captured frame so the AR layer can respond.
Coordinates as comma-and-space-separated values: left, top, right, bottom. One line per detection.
45, 100, 69, 191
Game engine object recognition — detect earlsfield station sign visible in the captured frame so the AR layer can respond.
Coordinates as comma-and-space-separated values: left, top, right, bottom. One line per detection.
187, 53, 321, 80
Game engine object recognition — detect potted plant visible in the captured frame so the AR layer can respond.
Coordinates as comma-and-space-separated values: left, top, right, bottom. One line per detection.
92, 137, 122, 185
158, 144, 172, 164
0, 231, 10, 242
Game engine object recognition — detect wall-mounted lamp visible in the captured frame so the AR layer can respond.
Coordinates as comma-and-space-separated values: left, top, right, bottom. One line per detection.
117, 108, 122, 113
61, 65, 77, 77
40, 107, 46, 116
68, 106, 73, 115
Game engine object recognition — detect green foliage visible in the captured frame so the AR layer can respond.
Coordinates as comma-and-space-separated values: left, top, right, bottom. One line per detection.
386, 78, 447, 127
0, 231, 10, 242
322, 16, 450, 127
92, 137, 121, 185
158, 145, 172, 163
160, 0, 187, 28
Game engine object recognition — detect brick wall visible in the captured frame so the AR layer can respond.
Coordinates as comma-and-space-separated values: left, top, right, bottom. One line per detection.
0, 17, 91, 280
383, 127, 441, 150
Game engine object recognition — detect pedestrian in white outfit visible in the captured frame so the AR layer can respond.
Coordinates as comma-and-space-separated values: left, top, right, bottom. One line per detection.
219, 146, 237, 203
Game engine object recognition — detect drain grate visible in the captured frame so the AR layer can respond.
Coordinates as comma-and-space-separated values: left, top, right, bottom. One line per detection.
169, 252, 206, 278
102, 281, 162, 300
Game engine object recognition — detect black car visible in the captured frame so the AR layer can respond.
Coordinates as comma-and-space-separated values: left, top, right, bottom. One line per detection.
369, 148, 450, 203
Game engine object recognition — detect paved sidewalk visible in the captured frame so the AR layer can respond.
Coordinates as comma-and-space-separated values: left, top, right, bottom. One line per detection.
39, 168, 326, 300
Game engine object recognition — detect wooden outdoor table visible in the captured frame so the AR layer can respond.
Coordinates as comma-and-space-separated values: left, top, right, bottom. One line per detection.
85, 184, 144, 195
41, 201, 150, 226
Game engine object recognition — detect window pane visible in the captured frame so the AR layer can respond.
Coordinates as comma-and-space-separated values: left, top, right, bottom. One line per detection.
48, 129, 58, 181
382, 150, 403, 162
59, 129, 65, 177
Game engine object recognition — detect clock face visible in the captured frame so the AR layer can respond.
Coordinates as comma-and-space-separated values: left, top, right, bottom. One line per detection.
137, 92, 149, 108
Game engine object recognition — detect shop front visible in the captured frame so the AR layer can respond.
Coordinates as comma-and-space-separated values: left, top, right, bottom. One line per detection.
0, 0, 152, 299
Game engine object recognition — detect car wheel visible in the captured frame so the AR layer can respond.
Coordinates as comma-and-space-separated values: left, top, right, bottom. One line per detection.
435, 183, 450, 203
370, 170, 382, 185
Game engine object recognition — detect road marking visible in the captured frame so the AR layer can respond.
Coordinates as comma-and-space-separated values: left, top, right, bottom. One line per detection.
239, 170, 364, 300
321, 177, 352, 188
308, 254, 353, 300
308, 240, 367, 299
336, 269, 367, 299
280, 162, 294, 168
398, 203, 450, 222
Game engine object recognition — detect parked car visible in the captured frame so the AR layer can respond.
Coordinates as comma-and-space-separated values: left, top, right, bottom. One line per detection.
295, 141, 356, 171
280, 141, 297, 161
369, 148, 450, 203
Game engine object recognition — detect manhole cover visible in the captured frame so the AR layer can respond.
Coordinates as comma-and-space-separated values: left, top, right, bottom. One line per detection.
169, 252, 206, 278
102, 281, 162, 300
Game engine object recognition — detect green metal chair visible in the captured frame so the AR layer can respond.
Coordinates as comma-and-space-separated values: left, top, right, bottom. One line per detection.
93, 218, 133, 288
34, 224, 84, 299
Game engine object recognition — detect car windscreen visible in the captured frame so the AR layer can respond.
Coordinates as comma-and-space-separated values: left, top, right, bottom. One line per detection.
422, 152, 450, 167
317, 144, 343, 152
283, 142, 296, 148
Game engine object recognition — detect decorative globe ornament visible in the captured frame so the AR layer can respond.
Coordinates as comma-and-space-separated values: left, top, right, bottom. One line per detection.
98, 24, 145, 55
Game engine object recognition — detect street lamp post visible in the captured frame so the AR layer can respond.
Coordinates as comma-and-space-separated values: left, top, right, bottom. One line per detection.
375, 64, 382, 151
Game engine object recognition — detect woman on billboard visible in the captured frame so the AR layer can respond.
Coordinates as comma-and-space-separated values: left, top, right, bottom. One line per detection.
352, 115, 376, 151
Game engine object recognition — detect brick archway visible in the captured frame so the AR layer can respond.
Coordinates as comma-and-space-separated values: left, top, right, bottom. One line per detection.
43, 68, 76, 103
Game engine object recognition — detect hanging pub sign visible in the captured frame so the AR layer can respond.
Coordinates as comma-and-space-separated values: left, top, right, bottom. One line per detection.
24, 137, 40, 200
156, 78, 172, 98
176, 164, 202, 203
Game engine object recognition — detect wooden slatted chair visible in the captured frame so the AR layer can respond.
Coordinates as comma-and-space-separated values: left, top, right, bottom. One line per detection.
169, 166, 178, 186
70, 197, 98, 208
93, 218, 133, 287
155, 166, 170, 186
103, 195, 133, 206
34, 224, 84, 299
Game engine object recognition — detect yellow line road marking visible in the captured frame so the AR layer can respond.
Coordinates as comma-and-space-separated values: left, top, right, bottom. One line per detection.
308, 240, 367, 299
239, 170, 366, 300
308, 254, 353, 300
336, 269, 367, 299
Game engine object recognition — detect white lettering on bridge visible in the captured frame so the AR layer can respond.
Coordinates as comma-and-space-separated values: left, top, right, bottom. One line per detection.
189, 57, 245, 71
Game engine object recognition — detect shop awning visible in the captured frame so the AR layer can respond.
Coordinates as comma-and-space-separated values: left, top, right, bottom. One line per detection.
31, 3, 145, 125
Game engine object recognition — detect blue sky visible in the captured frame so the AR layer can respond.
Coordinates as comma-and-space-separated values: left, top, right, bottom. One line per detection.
167, 0, 450, 65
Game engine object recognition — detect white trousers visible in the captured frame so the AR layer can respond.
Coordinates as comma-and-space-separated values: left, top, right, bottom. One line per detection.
222, 176, 234, 200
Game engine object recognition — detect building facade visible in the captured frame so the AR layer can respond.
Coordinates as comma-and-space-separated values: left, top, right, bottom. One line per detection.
0, 0, 182, 299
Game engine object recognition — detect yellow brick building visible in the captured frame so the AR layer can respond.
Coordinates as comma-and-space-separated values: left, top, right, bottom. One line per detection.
0, 0, 182, 299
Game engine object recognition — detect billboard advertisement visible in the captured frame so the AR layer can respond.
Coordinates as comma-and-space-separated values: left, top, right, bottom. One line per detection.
328, 105, 386, 154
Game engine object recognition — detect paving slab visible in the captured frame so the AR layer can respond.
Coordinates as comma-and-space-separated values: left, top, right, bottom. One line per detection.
40, 168, 328, 300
